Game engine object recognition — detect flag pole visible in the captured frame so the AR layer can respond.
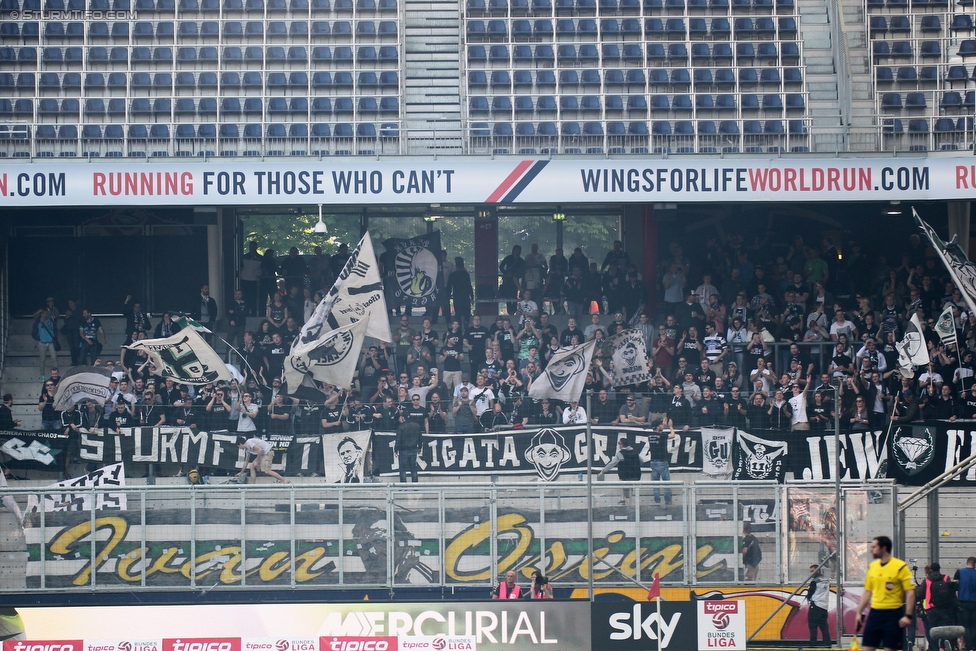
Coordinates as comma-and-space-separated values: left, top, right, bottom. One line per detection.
586, 389, 594, 602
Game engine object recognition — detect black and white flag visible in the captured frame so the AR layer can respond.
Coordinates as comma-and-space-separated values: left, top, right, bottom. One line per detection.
701, 427, 734, 479
935, 304, 958, 347
916, 209, 976, 318
383, 232, 442, 308
296, 232, 392, 348
896, 313, 930, 378
323, 429, 372, 484
733, 430, 789, 481
284, 318, 368, 390
53, 365, 115, 411
890, 424, 937, 478
124, 327, 232, 385
528, 339, 596, 402
607, 328, 651, 387
25, 462, 127, 514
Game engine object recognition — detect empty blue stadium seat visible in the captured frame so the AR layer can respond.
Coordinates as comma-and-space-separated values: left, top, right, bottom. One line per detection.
741, 94, 760, 109
697, 94, 714, 110
908, 119, 928, 133
650, 95, 669, 111
311, 97, 332, 113
672, 94, 693, 110
132, 72, 152, 88
785, 94, 804, 109
379, 71, 399, 87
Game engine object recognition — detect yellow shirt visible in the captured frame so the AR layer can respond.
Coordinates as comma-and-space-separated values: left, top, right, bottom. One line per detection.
864, 557, 915, 610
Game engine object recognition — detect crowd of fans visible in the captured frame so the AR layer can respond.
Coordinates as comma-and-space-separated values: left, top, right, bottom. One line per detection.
20, 226, 976, 459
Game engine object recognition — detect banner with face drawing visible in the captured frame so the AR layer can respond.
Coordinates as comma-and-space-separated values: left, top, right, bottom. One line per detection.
383, 232, 442, 308
528, 340, 596, 402
607, 329, 651, 387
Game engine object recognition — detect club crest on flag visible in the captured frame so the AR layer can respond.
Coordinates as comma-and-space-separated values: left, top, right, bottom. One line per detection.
384, 232, 442, 307
891, 425, 935, 476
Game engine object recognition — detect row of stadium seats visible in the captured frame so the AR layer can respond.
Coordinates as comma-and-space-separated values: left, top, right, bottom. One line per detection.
0, 45, 397, 65
466, 0, 796, 11
0, 20, 397, 40
466, 40, 800, 62
12, 122, 396, 139
468, 66, 803, 86
869, 13, 968, 34
0, 0, 397, 11
865, 0, 951, 10
878, 89, 976, 108
872, 38, 976, 58
472, 117, 807, 135
465, 15, 796, 37
876, 64, 976, 84
468, 91, 806, 111
0, 71, 400, 91
0, 95, 401, 116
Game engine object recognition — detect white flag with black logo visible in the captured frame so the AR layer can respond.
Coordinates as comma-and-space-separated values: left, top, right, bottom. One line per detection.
607, 328, 651, 387
733, 430, 788, 481
935, 304, 958, 347
528, 339, 596, 402
322, 429, 372, 484
896, 313, 930, 378
52, 365, 115, 410
701, 427, 734, 479
915, 209, 976, 318
285, 318, 368, 390
124, 327, 232, 385
294, 232, 391, 350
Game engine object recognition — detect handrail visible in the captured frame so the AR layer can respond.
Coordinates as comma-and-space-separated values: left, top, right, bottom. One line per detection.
827, 0, 853, 131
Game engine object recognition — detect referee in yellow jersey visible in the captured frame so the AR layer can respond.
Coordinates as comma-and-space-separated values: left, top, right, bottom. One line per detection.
855, 536, 916, 651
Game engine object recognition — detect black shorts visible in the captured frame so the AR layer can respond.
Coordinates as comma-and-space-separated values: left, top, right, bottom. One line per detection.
863, 608, 906, 650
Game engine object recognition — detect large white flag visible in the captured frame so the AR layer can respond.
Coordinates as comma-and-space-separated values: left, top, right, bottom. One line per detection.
322, 429, 372, 484
284, 318, 369, 390
607, 328, 651, 387
915, 209, 976, 318
124, 327, 232, 385
52, 365, 114, 410
701, 427, 734, 479
528, 339, 596, 402
896, 313, 930, 378
294, 232, 392, 349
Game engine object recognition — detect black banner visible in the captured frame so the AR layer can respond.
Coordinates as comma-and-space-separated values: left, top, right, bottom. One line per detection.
734, 428, 890, 483
591, 601, 699, 651
372, 426, 703, 480
383, 232, 442, 308
888, 421, 976, 485
0, 429, 70, 469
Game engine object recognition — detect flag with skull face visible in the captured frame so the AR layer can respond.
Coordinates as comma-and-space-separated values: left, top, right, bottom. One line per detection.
607, 328, 651, 387
733, 430, 789, 482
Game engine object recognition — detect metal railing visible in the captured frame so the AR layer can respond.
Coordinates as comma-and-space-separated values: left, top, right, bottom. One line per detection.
2, 479, 896, 593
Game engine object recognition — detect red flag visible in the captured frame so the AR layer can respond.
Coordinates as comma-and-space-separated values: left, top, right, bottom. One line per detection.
647, 572, 661, 601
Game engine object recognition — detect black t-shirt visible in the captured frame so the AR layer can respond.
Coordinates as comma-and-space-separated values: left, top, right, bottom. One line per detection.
645, 431, 669, 461
208, 402, 230, 431
668, 396, 692, 426
466, 327, 490, 363
497, 330, 516, 360
107, 410, 133, 430
592, 400, 618, 424
726, 397, 747, 427
321, 407, 343, 432
561, 328, 585, 346
680, 338, 701, 366
441, 343, 463, 372
405, 406, 427, 426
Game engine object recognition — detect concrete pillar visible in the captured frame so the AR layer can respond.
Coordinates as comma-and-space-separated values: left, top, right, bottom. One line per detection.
474, 209, 498, 315
640, 206, 657, 292
948, 201, 972, 258
207, 212, 223, 320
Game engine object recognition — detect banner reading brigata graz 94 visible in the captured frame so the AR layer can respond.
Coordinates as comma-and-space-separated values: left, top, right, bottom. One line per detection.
0, 158, 967, 207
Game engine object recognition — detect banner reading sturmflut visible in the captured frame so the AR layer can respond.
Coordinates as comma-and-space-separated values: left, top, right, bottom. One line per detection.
607, 329, 651, 387
124, 327, 232, 385
383, 232, 442, 308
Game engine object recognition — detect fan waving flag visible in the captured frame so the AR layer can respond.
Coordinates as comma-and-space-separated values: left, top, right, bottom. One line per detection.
915, 209, 976, 318
528, 339, 596, 402
935, 304, 958, 347
896, 313, 930, 379
607, 328, 651, 387
52, 365, 115, 410
284, 318, 369, 391
125, 327, 232, 385
295, 232, 392, 350
382, 232, 442, 309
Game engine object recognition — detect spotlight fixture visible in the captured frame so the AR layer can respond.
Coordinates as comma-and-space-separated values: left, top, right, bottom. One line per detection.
885, 201, 903, 217
313, 204, 328, 234
552, 210, 566, 221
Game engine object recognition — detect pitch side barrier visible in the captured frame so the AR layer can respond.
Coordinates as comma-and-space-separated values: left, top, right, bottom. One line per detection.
1, 587, 867, 647
0, 157, 970, 206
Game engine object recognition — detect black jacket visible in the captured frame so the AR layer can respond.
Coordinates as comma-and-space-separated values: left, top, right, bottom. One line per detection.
395, 421, 423, 453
